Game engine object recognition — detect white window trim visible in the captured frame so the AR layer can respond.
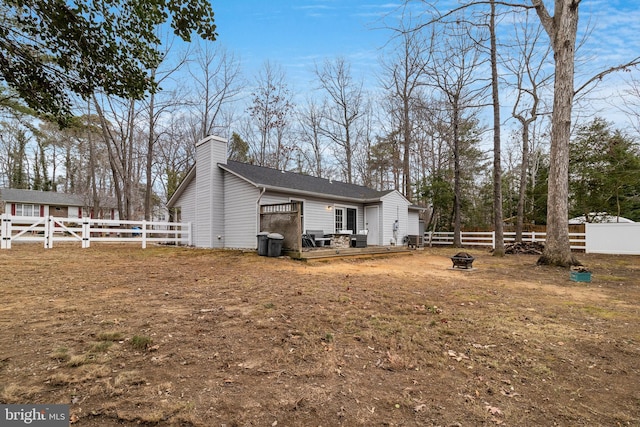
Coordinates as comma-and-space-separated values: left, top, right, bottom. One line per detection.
16, 203, 41, 217
334, 204, 358, 234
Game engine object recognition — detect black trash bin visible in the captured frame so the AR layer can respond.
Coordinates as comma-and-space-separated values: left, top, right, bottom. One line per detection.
267, 233, 284, 257
257, 232, 270, 256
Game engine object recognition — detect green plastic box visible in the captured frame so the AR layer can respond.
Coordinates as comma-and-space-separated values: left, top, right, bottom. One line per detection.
570, 271, 591, 283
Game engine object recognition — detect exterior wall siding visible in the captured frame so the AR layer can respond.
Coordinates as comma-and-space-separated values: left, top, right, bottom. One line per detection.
381, 191, 410, 245
194, 142, 212, 247
192, 135, 228, 248
259, 192, 370, 236
177, 178, 197, 245
209, 137, 227, 248
292, 198, 334, 233
263, 192, 369, 236
408, 211, 420, 235
259, 192, 291, 206
300, 197, 335, 234
224, 174, 260, 248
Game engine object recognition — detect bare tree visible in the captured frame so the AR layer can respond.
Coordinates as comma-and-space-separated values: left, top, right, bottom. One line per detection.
414, 98, 452, 227
93, 95, 145, 220
36, 110, 108, 206
297, 97, 328, 177
504, 10, 553, 242
381, 13, 433, 199
374, 90, 409, 192
144, 69, 159, 221
530, 0, 581, 266
140, 52, 188, 219
488, 0, 505, 255
188, 43, 245, 139
155, 113, 196, 220
353, 99, 377, 187
315, 57, 364, 184
426, 17, 489, 246
532, 0, 640, 265
247, 61, 294, 169
410, 0, 638, 264
616, 74, 640, 137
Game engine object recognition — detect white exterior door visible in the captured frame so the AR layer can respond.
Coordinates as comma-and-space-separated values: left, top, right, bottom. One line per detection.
365, 206, 379, 245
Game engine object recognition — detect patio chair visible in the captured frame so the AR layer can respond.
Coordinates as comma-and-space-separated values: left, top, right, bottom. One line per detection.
302, 234, 316, 248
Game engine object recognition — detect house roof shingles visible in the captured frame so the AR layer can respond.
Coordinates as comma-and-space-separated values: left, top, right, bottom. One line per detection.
220, 161, 393, 201
0, 188, 87, 206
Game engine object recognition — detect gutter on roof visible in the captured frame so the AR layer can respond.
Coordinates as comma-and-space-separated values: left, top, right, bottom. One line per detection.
259, 184, 384, 204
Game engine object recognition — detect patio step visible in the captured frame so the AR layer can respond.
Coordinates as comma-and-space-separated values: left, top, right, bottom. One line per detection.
285, 245, 415, 261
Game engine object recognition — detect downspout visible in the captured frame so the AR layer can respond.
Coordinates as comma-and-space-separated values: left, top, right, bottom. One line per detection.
256, 187, 266, 233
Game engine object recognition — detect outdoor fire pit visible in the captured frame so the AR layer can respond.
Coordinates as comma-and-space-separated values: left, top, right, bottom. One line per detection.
451, 252, 475, 269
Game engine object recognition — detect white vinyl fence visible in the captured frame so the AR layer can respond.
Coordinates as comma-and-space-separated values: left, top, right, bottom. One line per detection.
1, 214, 191, 249
424, 225, 640, 255
424, 230, 587, 250
584, 223, 640, 255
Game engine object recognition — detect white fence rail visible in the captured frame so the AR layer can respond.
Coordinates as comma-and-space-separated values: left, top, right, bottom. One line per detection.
424, 230, 587, 251
1, 214, 191, 249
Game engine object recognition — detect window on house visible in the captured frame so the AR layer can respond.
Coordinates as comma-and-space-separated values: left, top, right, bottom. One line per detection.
334, 207, 357, 233
335, 208, 344, 232
15, 204, 40, 217
346, 208, 356, 233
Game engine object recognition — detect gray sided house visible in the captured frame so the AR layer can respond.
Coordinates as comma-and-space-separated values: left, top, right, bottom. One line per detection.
168, 135, 422, 249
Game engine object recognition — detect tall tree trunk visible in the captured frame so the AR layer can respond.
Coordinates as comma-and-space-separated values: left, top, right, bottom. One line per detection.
532, 0, 580, 266
125, 101, 136, 220
515, 123, 530, 242
10, 130, 28, 189
490, 0, 504, 256
88, 123, 100, 217
452, 99, 462, 247
145, 69, 156, 221
403, 96, 411, 199
86, 100, 101, 217
93, 95, 124, 219
344, 114, 353, 184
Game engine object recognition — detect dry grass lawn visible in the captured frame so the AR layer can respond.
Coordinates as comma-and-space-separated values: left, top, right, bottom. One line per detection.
1, 244, 639, 426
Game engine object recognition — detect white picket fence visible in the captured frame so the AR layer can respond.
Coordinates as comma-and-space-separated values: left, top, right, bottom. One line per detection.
0, 214, 191, 249
424, 230, 587, 250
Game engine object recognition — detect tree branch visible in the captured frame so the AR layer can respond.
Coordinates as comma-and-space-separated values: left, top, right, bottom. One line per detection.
575, 57, 640, 95
406, 1, 533, 34
530, 0, 554, 40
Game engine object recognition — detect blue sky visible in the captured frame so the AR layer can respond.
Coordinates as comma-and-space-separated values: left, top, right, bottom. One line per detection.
211, 1, 639, 76
208, 0, 640, 129
212, 1, 397, 88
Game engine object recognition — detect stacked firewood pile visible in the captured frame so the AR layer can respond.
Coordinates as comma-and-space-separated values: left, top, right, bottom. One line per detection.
503, 241, 545, 255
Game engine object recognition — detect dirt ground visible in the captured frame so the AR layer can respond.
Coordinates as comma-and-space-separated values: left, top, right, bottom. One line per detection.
1, 244, 639, 426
